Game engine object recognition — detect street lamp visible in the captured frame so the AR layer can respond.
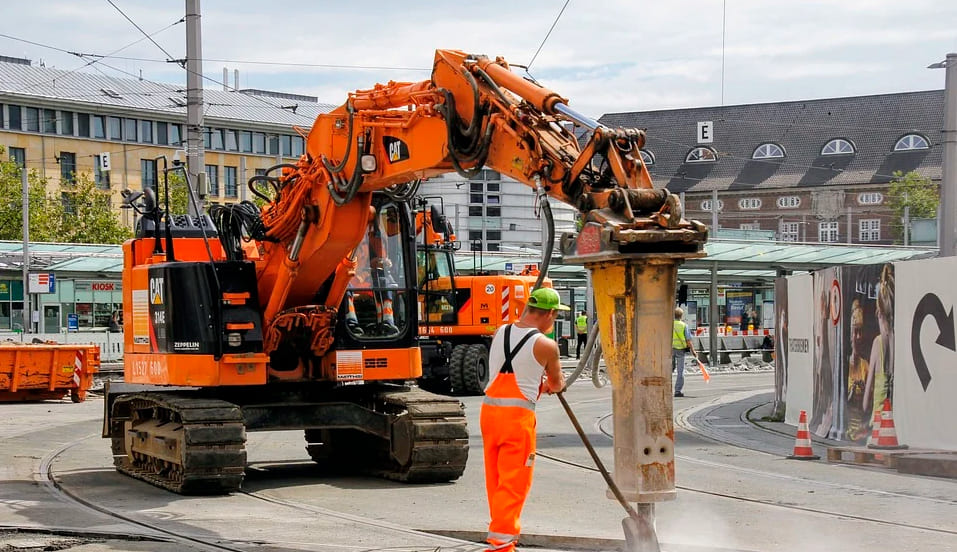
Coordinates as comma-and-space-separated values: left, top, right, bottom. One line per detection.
929, 53, 957, 257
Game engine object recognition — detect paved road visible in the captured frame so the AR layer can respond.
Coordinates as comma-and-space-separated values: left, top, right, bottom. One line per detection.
1, 370, 955, 551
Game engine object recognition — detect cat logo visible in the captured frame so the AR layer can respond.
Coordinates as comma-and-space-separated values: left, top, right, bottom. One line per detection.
383, 136, 410, 163
149, 277, 165, 305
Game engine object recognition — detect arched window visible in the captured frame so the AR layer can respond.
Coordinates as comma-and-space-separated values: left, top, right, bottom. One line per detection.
821, 138, 855, 156
752, 143, 785, 159
686, 146, 717, 163
639, 149, 655, 166
893, 134, 929, 151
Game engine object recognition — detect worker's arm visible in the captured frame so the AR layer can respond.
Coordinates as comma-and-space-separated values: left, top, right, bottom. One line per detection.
534, 337, 565, 394
684, 326, 696, 357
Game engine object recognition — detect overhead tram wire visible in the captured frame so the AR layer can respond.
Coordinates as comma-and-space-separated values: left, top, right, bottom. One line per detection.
104, 0, 181, 65
526, 0, 571, 71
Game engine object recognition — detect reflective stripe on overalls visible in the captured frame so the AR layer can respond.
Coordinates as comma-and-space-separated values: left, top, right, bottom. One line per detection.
481, 325, 541, 552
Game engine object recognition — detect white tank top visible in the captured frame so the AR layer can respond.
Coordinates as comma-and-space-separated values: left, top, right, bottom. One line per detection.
486, 324, 546, 403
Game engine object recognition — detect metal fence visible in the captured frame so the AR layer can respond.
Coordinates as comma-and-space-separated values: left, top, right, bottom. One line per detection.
0, 331, 124, 362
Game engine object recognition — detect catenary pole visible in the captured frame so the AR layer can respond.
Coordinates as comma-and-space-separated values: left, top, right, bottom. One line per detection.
186, 0, 205, 214
933, 53, 957, 257
21, 167, 30, 334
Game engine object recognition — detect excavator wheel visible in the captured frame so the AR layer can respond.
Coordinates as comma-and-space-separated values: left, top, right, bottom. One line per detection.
458, 344, 489, 396
447, 344, 469, 394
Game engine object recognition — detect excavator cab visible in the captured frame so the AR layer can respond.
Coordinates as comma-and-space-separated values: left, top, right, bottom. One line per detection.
417, 247, 457, 325
341, 198, 416, 341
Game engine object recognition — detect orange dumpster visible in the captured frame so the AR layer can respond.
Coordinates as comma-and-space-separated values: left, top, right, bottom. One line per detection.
0, 342, 100, 402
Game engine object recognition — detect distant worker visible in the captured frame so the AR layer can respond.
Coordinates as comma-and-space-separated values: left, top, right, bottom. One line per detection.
672, 307, 696, 398
482, 287, 567, 552
575, 310, 588, 359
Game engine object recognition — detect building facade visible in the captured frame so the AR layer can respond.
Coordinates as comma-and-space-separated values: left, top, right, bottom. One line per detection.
0, 56, 332, 226
600, 91, 943, 245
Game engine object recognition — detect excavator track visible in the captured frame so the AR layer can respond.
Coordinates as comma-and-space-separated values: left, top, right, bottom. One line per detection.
305, 386, 468, 483
109, 393, 246, 495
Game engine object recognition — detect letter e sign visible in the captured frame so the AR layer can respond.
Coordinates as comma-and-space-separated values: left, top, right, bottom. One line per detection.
697, 121, 713, 144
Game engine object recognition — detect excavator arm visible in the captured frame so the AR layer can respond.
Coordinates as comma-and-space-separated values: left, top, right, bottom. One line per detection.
252, 49, 705, 328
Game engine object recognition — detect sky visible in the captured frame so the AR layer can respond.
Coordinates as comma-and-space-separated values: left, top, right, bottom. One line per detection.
2, 0, 956, 118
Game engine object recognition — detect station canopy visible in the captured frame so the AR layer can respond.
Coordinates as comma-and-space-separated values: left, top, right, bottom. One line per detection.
0, 239, 936, 284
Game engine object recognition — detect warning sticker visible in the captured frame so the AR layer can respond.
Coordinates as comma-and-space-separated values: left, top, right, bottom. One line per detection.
132, 289, 150, 345
336, 351, 364, 381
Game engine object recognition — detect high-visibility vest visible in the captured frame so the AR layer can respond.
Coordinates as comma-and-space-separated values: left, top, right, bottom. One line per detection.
576, 315, 587, 333
673, 320, 688, 350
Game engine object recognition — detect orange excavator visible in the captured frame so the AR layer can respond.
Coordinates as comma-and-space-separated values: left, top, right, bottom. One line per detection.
414, 199, 552, 395
103, 49, 706, 499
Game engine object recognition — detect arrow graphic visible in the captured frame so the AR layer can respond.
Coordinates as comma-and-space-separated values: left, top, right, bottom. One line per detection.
911, 293, 956, 391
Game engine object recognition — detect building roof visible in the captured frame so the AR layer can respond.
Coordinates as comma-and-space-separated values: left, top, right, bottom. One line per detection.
0, 60, 335, 129
599, 90, 944, 194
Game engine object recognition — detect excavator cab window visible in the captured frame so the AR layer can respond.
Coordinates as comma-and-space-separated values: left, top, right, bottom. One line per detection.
417, 248, 457, 325
344, 202, 412, 339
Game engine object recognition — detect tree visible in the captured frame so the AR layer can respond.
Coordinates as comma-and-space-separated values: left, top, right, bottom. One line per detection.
0, 146, 131, 244
886, 170, 939, 243
59, 174, 132, 244
0, 147, 63, 242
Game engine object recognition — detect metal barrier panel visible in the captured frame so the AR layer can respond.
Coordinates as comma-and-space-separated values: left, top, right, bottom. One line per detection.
0, 332, 124, 362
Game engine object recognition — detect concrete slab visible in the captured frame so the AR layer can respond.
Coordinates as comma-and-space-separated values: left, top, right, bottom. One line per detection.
895, 453, 957, 479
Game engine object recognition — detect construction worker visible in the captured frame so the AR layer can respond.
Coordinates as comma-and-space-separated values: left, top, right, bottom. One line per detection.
482, 287, 567, 552
575, 310, 588, 359
672, 307, 696, 397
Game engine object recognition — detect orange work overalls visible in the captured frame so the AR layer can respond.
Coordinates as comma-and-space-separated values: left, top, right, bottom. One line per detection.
481, 325, 543, 552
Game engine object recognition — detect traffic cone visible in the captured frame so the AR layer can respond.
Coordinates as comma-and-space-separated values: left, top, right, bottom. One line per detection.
868, 398, 908, 450
866, 409, 881, 446
787, 410, 820, 460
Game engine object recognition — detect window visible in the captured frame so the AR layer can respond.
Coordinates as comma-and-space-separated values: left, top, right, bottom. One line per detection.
108, 117, 122, 141
24, 107, 39, 132
93, 115, 106, 139
43, 109, 57, 133
291, 136, 304, 157
776, 196, 801, 209
141, 159, 158, 192
205, 164, 219, 196
124, 118, 137, 142
738, 198, 762, 210
77, 113, 90, 137
94, 155, 110, 190
780, 222, 800, 242
486, 206, 501, 217
857, 192, 883, 205
487, 182, 500, 192
281, 135, 292, 156
470, 193, 484, 204
169, 124, 182, 146
752, 143, 785, 159
60, 111, 74, 136
226, 130, 239, 151
487, 195, 500, 205
486, 242, 500, 252
700, 199, 724, 212
686, 147, 717, 163
894, 134, 929, 151
468, 206, 483, 216
821, 138, 854, 155
8, 105, 21, 130
255, 168, 266, 176
486, 230, 501, 241
640, 149, 655, 165
140, 120, 153, 143
470, 169, 500, 181
819, 221, 839, 243
468, 230, 482, 241
59, 152, 76, 184
224, 166, 237, 198
739, 223, 759, 230
253, 132, 266, 154
9, 147, 25, 169
239, 131, 253, 152
210, 128, 224, 150
470, 182, 484, 193
156, 122, 168, 145
470, 241, 483, 251
268, 135, 279, 155
860, 219, 881, 242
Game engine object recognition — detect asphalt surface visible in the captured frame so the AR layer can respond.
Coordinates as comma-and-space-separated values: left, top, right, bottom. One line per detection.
2, 364, 955, 552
